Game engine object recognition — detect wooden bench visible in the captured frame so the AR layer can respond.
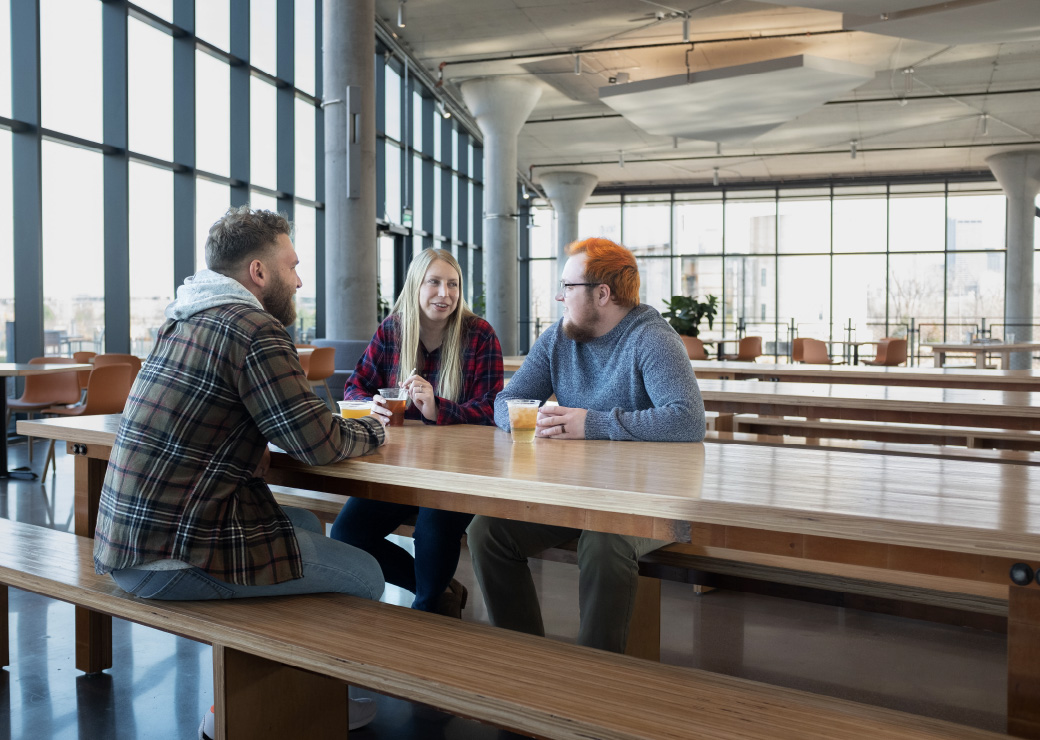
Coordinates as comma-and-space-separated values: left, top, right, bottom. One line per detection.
0, 518, 1003, 740
729, 415, 1040, 451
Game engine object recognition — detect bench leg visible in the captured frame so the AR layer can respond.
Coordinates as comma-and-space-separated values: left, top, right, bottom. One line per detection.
624, 575, 661, 661
213, 644, 350, 740
74, 454, 113, 673
0, 584, 7, 667
1009, 585, 1040, 738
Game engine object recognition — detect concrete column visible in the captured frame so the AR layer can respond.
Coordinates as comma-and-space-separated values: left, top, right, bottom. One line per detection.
460, 77, 541, 355
987, 150, 1040, 369
323, 0, 376, 339
539, 171, 598, 317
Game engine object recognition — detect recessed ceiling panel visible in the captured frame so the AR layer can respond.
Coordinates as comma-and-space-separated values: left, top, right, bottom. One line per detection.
845, 0, 1040, 44
598, 56, 874, 144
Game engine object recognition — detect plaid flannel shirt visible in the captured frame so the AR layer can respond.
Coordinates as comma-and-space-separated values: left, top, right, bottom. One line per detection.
94, 303, 385, 586
344, 315, 503, 425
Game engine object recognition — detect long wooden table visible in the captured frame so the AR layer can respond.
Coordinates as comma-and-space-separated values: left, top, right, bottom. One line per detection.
698, 378, 1040, 431
17, 414, 1040, 737
926, 341, 1040, 369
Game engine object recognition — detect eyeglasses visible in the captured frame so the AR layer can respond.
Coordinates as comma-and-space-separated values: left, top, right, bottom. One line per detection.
557, 280, 600, 292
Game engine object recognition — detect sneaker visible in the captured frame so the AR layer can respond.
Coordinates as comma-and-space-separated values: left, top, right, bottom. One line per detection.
198, 698, 376, 736
434, 579, 468, 619
198, 705, 215, 740
349, 697, 378, 730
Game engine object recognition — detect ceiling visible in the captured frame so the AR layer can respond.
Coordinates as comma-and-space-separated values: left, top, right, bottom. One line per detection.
376, 0, 1040, 191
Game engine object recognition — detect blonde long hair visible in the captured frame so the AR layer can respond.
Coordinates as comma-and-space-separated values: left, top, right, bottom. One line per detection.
391, 248, 475, 402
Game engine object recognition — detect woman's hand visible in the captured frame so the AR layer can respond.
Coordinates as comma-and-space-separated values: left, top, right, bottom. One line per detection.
370, 394, 392, 426
403, 373, 438, 422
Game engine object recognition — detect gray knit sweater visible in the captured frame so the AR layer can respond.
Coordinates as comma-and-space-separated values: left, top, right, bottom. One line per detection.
495, 304, 706, 442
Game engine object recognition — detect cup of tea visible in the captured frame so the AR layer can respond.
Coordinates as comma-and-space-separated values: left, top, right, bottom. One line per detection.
337, 400, 372, 419
378, 387, 408, 426
506, 399, 540, 443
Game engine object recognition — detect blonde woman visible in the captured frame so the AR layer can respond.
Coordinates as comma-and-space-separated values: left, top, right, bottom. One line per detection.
332, 248, 503, 615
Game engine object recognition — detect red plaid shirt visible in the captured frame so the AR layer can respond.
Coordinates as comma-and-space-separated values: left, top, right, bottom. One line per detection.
344, 315, 503, 425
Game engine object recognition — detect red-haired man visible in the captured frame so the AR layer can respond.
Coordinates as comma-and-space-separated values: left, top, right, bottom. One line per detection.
469, 237, 706, 653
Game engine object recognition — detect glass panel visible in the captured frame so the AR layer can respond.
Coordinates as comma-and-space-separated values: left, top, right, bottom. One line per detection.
833, 254, 887, 343
946, 194, 1006, 250
947, 251, 1004, 340
529, 207, 554, 259
451, 174, 458, 240
249, 0, 277, 75
778, 255, 830, 340
889, 195, 945, 252
195, 0, 230, 52
294, 0, 315, 95
196, 51, 230, 176
578, 203, 621, 242
0, 130, 12, 359
833, 196, 886, 254
250, 76, 277, 189
674, 201, 722, 255
128, 162, 174, 358
777, 198, 829, 254
385, 65, 401, 141
675, 256, 723, 315
623, 202, 670, 254
41, 0, 103, 142
378, 234, 395, 316
528, 259, 554, 348
0, 0, 11, 120
433, 109, 441, 162
889, 252, 944, 342
294, 98, 315, 200
636, 257, 670, 311
412, 154, 423, 232
725, 199, 776, 255
432, 165, 442, 237
42, 142, 105, 354
724, 255, 775, 329
133, 0, 172, 21
412, 91, 423, 150
128, 18, 173, 161
249, 190, 277, 212
385, 144, 401, 224
452, 128, 459, 171
195, 177, 231, 270
294, 203, 316, 341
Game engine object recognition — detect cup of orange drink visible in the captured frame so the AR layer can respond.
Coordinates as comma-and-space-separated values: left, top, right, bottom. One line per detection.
338, 400, 372, 419
506, 399, 540, 443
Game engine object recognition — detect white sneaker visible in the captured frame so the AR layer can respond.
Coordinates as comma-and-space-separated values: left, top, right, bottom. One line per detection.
198, 698, 375, 735
349, 697, 378, 730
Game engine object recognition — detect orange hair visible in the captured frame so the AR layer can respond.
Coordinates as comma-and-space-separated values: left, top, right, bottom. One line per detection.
566, 237, 640, 309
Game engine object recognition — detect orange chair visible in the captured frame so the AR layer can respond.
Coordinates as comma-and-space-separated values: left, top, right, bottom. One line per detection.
93, 353, 143, 381
722, 336, 762, 362
791, 337, 806, 363
802, 338, 842, 365
40, 364, 134, 482
6, 357, 82, 465
863, 338, 907, 367
681, 335, 708, 361
301, 347, 336, 407
73, 351, 97, 398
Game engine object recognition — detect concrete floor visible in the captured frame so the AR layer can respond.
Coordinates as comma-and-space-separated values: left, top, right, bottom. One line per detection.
0, 436, 1007, 738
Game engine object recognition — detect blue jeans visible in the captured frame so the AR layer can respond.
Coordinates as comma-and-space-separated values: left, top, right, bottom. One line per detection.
329, 498, 473, 612
109, 507, 385, 601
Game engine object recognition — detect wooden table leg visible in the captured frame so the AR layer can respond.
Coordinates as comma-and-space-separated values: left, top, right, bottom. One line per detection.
213, 644, 350, 739
1008, 585, 1040, 738
74, 453, 112, 673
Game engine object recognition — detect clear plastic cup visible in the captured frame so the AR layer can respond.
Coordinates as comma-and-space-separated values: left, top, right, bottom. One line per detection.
338, 400, 372, 419
506, 399, 540, 443
377, 388, 407, 426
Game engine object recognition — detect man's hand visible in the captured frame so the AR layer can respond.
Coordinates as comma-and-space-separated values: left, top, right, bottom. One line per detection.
536, 405, 587, 440
252, 446, 271, 478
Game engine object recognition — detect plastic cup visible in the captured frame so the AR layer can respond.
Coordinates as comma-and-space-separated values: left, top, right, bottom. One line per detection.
378, 388, 408, 427
1006, 332, 1016, 344
507, 399, 540, 443
338, 400, 372, 419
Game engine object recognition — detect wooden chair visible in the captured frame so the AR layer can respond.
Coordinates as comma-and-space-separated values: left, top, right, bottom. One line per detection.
792, 337, 806, 363
722, 336, 762, 362
681, 335, 709, 360
802, 338, 842, 365
39, 363, 134, 482
6, 357, 81, 465
863, 338, 908, 367
93, 353, 143, 381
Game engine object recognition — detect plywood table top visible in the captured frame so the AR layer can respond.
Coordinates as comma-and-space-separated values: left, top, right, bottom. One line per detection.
20, 414, 1040, 562
0, 363, 92, 377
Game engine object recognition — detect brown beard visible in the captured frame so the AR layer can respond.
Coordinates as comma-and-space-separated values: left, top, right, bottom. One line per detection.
262, 275, 297, 327
562, 317, 598, 342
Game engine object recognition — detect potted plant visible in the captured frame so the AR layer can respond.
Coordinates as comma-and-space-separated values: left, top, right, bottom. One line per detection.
661, 294, 718, 358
